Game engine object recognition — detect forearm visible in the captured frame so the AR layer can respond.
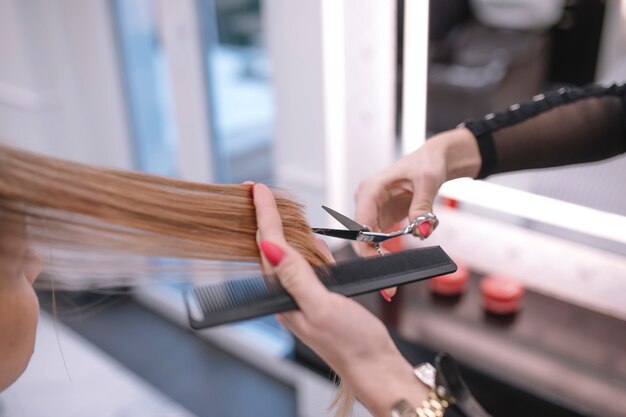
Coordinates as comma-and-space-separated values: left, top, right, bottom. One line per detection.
463, 83, 626, 178
427, 127, 482, 181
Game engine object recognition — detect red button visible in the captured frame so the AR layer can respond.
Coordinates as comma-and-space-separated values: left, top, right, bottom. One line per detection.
480, 276, 525, 314
441, 197, 459, 209
429, 262, 469, 296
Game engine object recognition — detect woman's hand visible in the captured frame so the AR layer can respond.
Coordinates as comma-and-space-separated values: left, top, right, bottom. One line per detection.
253, 183, 427, 417
353, 128, 481, 258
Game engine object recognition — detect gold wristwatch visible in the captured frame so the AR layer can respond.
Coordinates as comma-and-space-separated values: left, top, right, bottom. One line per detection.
391, 363, 451, 417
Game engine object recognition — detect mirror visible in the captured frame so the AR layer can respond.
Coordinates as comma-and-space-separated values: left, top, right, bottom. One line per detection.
418, 0, 625, 255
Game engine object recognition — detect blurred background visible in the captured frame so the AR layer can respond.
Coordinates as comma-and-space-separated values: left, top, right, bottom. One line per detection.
0, 0, 625, 416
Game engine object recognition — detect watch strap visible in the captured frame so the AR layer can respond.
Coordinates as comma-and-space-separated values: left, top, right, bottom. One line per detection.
435, 352, 493, 417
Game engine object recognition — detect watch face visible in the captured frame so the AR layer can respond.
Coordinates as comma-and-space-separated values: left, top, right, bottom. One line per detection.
414, 363, 437, 389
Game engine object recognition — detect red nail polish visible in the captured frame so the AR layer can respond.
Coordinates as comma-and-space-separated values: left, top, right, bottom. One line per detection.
380, 289, 392, 302
259, 240, 285, 266
417, 221, 432, 237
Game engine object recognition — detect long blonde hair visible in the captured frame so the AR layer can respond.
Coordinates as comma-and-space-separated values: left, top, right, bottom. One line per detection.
0, 143, 331, 284
0, 142, 353, 414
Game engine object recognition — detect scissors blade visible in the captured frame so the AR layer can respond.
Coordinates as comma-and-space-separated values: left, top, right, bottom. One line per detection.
321, 206, 365, 231
311, 228, 361, 241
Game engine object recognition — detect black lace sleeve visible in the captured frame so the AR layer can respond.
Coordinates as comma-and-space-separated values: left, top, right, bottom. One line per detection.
462, 84, 626, 179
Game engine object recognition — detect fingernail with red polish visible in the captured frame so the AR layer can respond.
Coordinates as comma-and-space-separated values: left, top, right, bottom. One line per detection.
380, 289, 392, 302
260, 240, 285, 266
417, 221, 432, 238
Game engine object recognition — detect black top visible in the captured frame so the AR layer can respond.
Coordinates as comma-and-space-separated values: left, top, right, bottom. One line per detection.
462, 84, 626, 179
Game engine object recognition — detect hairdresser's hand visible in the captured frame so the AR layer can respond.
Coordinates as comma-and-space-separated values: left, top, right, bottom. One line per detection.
253, 183, 426, 417
354, 128, 481, 259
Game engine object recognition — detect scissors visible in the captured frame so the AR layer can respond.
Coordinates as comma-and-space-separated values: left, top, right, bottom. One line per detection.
312, 206, 438, 255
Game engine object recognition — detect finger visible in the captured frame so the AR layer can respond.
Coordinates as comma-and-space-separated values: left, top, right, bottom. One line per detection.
408, 179, 438, 220
407, 177, 440, 237
258, 240, 330, 314
381, 287, 397, 301
352, 237, 397, 257
257, 231, 271, 272
354, 174, 402, 256
276, 312, 313, 342
276, 311, 307, 331
23, 248, 43, 285
275, 313, 290, 328
253, 183, 289, 272
354, 163, 414, 228
354, 178, 384, 233
241, 180, 255, 197
363, 246, 397, 300
253, 183, 288, 246
351, 189, 381, 255
351, 240, 380, 257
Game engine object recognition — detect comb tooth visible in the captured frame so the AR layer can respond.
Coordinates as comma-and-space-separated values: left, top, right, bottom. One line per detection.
203, 285, 221, 313
237, 280, 251, 305
196, 288, 210, 316
233, 278, 259, 306
211, 283, 228, 310
249, 278, 267, 301
329, 247, 450, 286
195, 287, 211, 315
197, 287, 215, 316
226, 280, 242, 307
238, 280, 252, 305
225, 280, 239, 307
244, 279, 258, 303
208, 285, 222, 311
247, 279, 261, 302
192, 288, 207, 316
213, 284, 228, 310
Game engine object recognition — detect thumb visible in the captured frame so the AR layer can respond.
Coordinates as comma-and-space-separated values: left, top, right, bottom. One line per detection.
408, 198, 433, 223
408, 179, 439, 238
259, 240, 329, 313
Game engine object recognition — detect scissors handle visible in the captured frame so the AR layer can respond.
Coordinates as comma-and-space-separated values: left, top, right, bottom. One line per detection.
358, 229, 406, 243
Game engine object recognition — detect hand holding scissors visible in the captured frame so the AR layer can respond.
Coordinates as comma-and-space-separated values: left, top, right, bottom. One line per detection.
312, 206, 439, 255
312, 206, 438, 301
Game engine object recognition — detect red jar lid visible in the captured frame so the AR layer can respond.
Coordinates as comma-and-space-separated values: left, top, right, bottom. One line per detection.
429, 263, 469, 296
480, 276, 525, 314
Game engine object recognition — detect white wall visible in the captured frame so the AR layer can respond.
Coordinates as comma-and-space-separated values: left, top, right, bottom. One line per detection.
0, 0, 49, 153
266, 0, 396, 227
0, 0, 132, 168
264, 0, 328, 225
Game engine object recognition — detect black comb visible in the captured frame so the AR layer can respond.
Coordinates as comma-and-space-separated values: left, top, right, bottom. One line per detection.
185, 245, 456, 329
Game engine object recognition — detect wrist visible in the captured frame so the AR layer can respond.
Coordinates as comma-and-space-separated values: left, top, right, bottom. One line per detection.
339, 348, 429, 417
430, 127, 481, 181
